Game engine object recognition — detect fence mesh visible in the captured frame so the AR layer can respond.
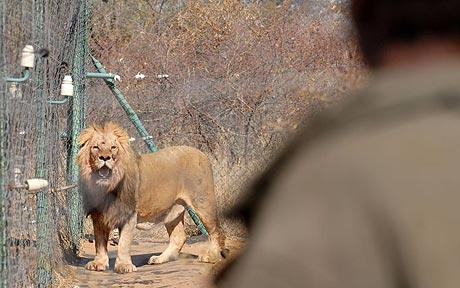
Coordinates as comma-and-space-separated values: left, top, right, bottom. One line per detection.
1, 0, 88, 286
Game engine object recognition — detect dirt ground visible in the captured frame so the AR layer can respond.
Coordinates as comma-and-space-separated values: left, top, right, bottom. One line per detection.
58, 231, 244, 288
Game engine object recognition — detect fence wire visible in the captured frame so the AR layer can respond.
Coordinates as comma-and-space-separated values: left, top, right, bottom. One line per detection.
1, 0, 87, 286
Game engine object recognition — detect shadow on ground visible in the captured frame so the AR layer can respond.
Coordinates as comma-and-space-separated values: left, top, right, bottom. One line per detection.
59, 236, 244, 288
78, 252, 198, 269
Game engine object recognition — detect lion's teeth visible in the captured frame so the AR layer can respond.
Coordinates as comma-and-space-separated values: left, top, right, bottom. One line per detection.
98, 167, 111, 178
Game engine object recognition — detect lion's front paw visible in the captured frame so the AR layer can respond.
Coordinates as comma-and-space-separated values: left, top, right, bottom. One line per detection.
148, 253, 179, 265
85, 259, 109, 272
148, 254, 170, 265
114, 261, 137, 274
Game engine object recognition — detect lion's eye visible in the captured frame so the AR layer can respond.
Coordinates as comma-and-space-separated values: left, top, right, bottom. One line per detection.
92, 146, 99, 150
111, 146, 117, 150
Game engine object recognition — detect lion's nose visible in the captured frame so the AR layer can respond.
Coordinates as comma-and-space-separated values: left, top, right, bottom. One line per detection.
99, 155, 111, 161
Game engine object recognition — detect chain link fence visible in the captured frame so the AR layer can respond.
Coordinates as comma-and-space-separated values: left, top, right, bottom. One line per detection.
0, 0, 88, 286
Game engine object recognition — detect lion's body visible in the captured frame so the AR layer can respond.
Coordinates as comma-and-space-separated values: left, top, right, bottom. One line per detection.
137, 146, 215, 224
77, 123, 225, 273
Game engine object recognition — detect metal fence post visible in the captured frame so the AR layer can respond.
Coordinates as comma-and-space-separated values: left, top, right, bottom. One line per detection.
35, 69, 52, 287
67, 0, 89, 252
33, 0, 53, 286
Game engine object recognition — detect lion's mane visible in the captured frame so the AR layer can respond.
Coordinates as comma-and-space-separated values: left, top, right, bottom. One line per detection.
77, 122, 140, 229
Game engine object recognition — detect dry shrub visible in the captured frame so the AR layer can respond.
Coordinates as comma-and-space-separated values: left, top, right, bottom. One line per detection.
87, 0, 367, 237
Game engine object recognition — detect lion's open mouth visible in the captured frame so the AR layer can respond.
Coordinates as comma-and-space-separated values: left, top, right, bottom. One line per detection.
97, 165, 112, 179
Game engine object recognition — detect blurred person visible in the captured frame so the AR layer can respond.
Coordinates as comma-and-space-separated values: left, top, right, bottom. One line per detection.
216, 1, 460, 287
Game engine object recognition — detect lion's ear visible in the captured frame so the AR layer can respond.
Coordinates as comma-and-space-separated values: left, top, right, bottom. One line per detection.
78, 126, 97, 148
105, 122, 130, 146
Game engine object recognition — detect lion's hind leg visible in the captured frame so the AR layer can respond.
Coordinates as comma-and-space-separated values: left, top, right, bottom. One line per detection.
148, 204, 186, 265
189, 202, 226, 263
198, 219, 226, 263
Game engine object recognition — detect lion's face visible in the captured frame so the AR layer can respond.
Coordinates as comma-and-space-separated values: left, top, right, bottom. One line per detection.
87, 133, 120, 184
77, 122, 133, 190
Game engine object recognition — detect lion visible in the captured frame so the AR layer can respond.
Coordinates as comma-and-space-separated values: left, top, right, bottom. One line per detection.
77, 122, 226, 273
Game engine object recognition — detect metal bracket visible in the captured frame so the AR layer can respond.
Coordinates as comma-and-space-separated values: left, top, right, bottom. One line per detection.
86, 72, 120, 81
49, 96, 70, 105
4, 68, 31, 83
49, 75, 73, 105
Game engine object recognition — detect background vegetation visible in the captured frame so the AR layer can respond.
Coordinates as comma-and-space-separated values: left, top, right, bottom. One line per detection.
87, 0, 366, 237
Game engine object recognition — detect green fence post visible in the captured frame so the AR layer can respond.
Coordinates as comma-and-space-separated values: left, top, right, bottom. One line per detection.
67, 0, 89, 252
33, 0, 53, 286
35, 67, 52, 287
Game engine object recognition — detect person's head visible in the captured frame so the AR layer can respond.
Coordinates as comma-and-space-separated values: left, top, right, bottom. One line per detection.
352, 0, 460, 67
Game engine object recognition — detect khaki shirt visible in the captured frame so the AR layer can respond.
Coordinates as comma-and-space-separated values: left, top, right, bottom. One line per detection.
218, 60, 460, 288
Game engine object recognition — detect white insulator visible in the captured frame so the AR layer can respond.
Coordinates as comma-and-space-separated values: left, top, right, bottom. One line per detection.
61, 75, 74, 96
157, 74, 169, 79
20, 45, 35, 68
135, 73, 145, 80
25, 178, 49, 191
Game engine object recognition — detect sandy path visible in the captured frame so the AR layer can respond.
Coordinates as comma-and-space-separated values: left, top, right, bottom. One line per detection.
61, 235, 243, 288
